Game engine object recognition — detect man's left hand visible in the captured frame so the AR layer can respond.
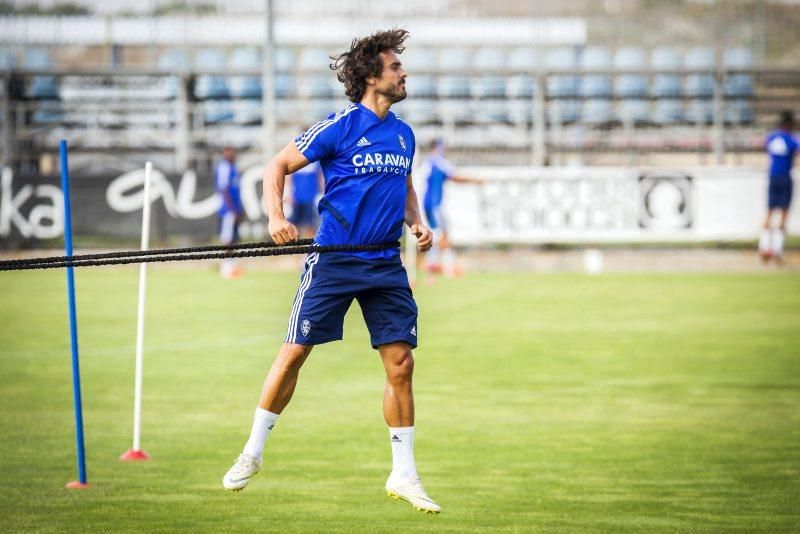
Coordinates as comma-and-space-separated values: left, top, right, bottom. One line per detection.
410, 223, 433, 252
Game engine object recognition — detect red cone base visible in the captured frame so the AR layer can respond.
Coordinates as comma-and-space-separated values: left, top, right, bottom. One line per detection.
119, 448, 150, 461
65, 481, 91, 489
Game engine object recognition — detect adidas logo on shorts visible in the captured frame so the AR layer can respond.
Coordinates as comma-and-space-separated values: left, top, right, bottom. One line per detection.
357, 136, 371, 147
410, 326, 416, 336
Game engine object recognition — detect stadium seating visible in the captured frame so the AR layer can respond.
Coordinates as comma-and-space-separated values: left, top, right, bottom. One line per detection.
506, 48, 540, 99
402, 99, 439, 124
614, 47, 647, 98
275, 47, 296, 72
232, 99, 261, 125
158, 49, 189, 72
437, 48, 471, 98
472, 47, 507, 98
617, 99, 650, 125
653, 99, 684, 124
402, 48, 437, 97
580, 46, 612, 98
685, 47, 715, 98
548, 99, 581, 124
651, 47, 682, 98
403, 48, 436, 72
723, 47, 754, 98
409, 75, 437, 98
275, 73, 296, 98
193, 48, 229, 99
297, 74, 336, 99
228, 47, 262, 99
582, 99, 614, 125
203, 100, 234, 124
686, 99, 714, 124
298, 47, 331, 72
24, 48, 59, 100
0, 48, 14, 70
724, 99, 755, 125
545, 47, 580, 98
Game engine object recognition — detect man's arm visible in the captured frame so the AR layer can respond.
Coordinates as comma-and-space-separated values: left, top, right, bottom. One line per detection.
449, 174, 485, 185
405, 175, 433, 252
263, 141, 311, 244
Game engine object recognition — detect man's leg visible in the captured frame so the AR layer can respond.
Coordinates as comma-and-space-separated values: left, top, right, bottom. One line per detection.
759, 210, 773, 260
773, 208, 789, 260
223, 343, 313, 491
379, 341, 415, 428
379, 342, 440, 514
258, 343, 314, 412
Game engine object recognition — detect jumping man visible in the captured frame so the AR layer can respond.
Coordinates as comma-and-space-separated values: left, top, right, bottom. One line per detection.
222, 29, 441, 514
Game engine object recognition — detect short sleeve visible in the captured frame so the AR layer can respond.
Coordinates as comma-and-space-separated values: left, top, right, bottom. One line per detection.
294, 116, 339, 162
438, 157, 458, 179
405, 127, 416, 175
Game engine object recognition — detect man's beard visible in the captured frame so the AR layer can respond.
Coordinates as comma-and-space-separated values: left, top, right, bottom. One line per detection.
382, 84, 407, 104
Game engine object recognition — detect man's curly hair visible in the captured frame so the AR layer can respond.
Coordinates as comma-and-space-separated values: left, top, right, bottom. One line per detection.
330, 29, 409, 103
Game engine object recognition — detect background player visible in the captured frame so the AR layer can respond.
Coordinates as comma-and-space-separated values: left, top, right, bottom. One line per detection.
222, 29, 441, 514
215, 145, 244, 279
759, 110, 798, 262
284, 153, 323, 239
420, 138, 484, 277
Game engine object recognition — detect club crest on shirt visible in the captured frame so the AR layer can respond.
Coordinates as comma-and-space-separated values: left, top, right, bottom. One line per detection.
301, 319, 311, 336
398, 134, 407, 152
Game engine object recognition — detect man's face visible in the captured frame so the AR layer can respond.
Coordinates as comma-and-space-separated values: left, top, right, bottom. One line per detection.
223, 147, 236, 161
374, 50, 407, 104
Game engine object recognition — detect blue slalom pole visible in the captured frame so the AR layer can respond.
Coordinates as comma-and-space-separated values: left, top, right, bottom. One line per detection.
60, 140, 89, 488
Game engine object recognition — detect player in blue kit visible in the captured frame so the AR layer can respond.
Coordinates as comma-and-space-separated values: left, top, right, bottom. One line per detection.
285, 158, 323, 239
759, 111, 798, 262
222, 29, 441, 514
215, 146, 245, 279
420, 139, 484, 277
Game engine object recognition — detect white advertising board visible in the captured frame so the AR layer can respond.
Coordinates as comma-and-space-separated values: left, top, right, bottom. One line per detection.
436, 167, 799, 244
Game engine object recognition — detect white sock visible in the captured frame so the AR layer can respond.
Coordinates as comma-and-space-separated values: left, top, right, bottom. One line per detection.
772, 229, 785, 257
759, 229, 771, 254
388, 426, 418, 480
242, 407, 279, 459
442, 248, 456, 277
425, 245, 440, 267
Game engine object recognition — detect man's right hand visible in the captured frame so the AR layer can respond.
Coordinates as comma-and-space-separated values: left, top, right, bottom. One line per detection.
269, 217, 299, 245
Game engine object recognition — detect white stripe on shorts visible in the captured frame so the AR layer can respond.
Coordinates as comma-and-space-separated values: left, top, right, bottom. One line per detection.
286, 252, 319, 343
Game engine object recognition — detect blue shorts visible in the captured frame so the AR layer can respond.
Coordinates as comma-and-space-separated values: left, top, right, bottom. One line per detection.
424, 203, 447, 231
285, 252, 418, 349
289, 202, 317, 228
768, 175, 793, 209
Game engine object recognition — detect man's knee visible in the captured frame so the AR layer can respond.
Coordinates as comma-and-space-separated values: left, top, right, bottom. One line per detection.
276, 343, 313, 373
382, 344, 414, 383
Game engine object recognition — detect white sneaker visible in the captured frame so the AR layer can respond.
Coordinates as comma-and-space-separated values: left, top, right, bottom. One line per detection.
222, 453, 262, 491
386, 476, 441, 514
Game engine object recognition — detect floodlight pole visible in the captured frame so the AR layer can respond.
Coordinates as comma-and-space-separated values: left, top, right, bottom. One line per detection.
532, 72, 546, 167
262, 0, 276, 159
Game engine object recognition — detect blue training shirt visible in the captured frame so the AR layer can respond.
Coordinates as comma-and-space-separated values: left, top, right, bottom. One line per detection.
215, 159, 241, 215
422, 153, 457, 213
766, 129, 799, 178
291, 161, 321, 204
294, 103, 416, 259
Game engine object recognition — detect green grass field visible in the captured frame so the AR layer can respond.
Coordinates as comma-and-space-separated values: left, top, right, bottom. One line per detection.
1, 267, 799, 532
